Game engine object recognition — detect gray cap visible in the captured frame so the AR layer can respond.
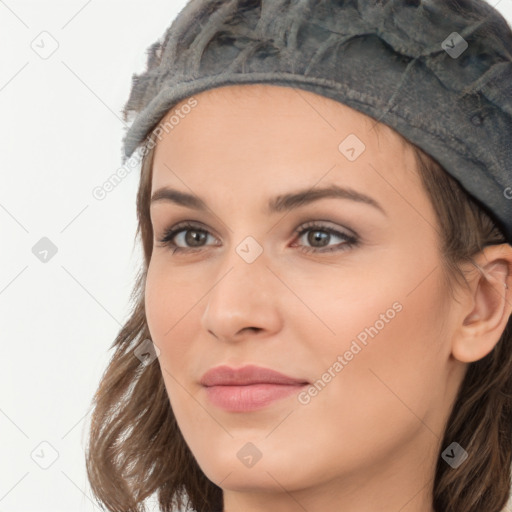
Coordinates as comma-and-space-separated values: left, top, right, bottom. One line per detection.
121, 0, 512, 244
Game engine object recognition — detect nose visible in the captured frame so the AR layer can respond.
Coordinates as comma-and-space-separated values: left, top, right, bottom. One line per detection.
200, 248, 283, 343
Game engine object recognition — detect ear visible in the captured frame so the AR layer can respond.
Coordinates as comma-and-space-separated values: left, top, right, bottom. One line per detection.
451, 243, 512, 363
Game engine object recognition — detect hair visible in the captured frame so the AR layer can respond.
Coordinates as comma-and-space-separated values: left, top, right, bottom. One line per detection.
84, 111, 512, 511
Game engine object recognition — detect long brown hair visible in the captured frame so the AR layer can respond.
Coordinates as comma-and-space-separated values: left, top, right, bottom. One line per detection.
85, 124, 512, 511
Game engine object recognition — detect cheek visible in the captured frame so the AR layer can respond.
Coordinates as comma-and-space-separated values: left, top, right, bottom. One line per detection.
328, 271, 449, 424
311, 251, 450, 412
144, 260, 195, 346
144, 265, 196, 416
144, 260, 210, 400
299, 277, 450, 470
144, 263, 168, 344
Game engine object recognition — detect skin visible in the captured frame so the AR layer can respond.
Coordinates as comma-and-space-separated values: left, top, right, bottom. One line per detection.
145, 84, 512, 512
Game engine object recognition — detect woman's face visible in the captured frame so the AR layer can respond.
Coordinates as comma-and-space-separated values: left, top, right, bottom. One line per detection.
145, 84, 464, 510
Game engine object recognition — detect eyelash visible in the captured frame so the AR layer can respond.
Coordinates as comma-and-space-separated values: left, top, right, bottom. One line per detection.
157, 221, 359, 255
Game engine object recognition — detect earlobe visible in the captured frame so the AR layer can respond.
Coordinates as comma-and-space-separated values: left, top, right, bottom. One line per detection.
451, 244, 512, 364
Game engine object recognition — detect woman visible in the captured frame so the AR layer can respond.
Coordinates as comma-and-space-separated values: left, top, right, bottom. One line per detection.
86, 1, 512, 511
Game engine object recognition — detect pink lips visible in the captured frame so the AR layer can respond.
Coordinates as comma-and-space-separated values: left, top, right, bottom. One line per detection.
200, 364, 309, 412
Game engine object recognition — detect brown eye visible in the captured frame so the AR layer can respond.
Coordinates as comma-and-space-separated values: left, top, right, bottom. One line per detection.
157, 222, 217, 253
293, 222, 359, 254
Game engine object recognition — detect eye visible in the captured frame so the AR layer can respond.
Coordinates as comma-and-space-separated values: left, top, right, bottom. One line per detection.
156, 220, 359, 255
157, 221, 218, 254
293, 221, 359, 254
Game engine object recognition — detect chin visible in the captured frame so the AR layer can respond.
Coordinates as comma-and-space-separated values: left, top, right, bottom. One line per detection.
196, 449, 311, 493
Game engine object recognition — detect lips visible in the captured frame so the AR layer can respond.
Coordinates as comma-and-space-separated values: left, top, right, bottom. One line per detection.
200, 364, 310, 412
200, 364, 309, 387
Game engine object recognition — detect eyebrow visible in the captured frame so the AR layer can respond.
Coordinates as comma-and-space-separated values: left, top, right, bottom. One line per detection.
150, 184, 387, 216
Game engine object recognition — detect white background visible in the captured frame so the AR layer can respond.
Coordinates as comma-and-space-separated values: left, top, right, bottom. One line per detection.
1, 1, 511, 511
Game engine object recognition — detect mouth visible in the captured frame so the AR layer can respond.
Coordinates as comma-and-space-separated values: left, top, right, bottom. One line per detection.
200, 364, 310, 412
203, 383, 308, 412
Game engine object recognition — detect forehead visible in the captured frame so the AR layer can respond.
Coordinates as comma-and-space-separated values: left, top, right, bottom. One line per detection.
150, 83, 421, 204
181, 84, 403, 135
154, 84, 409, 156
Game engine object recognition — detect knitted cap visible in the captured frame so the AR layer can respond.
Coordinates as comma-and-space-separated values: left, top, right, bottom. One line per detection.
121, 0, 512, 244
